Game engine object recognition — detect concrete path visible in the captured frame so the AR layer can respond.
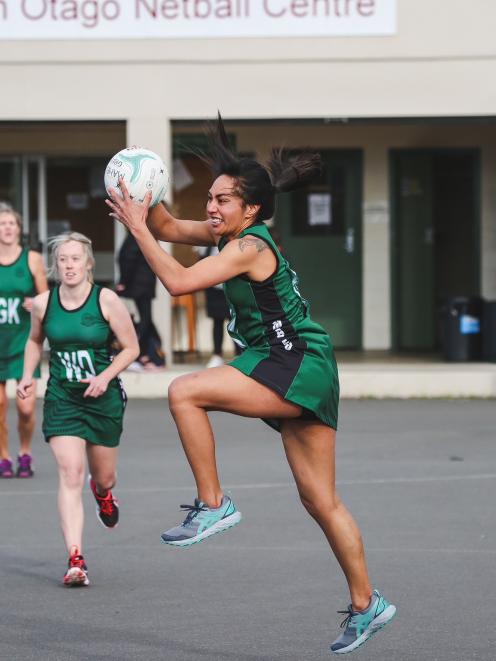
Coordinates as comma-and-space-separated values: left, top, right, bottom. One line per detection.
1, 399, 495, 661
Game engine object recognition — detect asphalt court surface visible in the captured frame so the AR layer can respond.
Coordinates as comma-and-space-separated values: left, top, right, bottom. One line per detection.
1, 399, 495, 661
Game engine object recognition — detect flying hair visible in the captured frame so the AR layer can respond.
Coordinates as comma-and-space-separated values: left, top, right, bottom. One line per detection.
200, 113, 321, 221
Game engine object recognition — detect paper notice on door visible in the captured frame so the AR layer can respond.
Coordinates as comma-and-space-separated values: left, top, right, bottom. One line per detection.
308, 194, 331, 226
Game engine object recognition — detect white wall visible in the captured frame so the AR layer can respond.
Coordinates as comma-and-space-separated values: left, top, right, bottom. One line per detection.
1, 1, 496, 122
1, 0, 496, 352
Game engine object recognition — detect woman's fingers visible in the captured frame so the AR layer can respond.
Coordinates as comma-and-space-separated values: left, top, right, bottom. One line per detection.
118, 177, 131, 200
106, 179, 151, 228
143, 189, 153, 212
16, 382, 31, 399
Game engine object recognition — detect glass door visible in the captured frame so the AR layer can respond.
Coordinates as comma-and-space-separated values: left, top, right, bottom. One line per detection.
1, 155, 114, 283
0, 158, 22, 211
0, 156, 45, 251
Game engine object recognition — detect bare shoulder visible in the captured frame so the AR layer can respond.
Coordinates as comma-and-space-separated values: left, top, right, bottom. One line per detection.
99, 286, 129, 320
99, 286, 120, 312
28, 250, 44, 267
99, 286, 119, 305
233, 234, 276, 281
237, 234, 270, 253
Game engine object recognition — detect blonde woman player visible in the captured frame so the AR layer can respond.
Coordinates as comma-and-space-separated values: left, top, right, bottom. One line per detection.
17, 232, 139, 586
0, 203, 48, 479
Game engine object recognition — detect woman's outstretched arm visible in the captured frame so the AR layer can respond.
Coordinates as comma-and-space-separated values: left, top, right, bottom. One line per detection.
107, 181, 214, 247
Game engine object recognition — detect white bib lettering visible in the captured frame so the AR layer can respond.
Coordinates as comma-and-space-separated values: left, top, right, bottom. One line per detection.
57, 350, 96, 382
0, 297, 21, 325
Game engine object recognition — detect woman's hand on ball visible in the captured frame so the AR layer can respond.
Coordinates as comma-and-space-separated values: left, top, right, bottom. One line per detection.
106, 177, 152, 235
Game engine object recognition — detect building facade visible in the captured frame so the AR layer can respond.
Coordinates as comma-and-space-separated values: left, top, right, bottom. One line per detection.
1, 0, 495, 360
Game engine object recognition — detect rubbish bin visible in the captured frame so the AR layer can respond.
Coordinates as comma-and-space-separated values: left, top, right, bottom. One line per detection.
441, 296, 483, 362
482, 300, 496, 362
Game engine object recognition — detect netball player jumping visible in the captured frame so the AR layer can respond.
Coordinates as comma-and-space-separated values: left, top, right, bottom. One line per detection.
106, 116, 396, 653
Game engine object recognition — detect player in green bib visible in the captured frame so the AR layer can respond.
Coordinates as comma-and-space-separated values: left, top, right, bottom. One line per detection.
17, 232, 139, 587
0, 203, 48, 479
107, 115, 395, 654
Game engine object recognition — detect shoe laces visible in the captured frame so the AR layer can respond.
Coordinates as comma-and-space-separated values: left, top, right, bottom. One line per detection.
337, 606, 355, 629
69, 554, 86, 570
179, 502, 207, 526
18, 455, 31, 469
98, 492, 115, 516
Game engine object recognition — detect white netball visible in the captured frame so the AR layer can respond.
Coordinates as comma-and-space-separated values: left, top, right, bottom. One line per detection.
104, 147, 169, 207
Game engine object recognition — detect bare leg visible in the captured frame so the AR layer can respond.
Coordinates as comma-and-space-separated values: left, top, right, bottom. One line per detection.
87, 444, 118, 497
168, 366, 301, 507
169, 366, 372, 611
49, 436, 86, 553
0, 383, 9, 460
16, 379, 36, 456
281, 418, 372, 611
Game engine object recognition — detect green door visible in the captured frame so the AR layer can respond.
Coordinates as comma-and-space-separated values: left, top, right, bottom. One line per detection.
393, 152, 435, 349
392, 150, 479, 351
275, 150, 362, 348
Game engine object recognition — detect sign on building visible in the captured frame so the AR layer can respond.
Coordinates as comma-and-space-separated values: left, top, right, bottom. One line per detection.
0, 0, 396, 39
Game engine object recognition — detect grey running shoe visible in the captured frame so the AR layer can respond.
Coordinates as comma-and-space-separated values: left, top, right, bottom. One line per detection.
330, 589, 396, 654
161, 495, 242, 547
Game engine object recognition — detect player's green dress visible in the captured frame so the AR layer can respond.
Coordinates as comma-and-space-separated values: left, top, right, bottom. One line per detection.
42, 284, 126, 447
220, 223, 340, 431
0, 249, 40, 381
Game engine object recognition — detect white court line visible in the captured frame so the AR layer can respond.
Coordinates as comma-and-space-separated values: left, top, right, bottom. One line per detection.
172, 545, 496, 555
0, 472, 495, 497
0, 543, 495, 555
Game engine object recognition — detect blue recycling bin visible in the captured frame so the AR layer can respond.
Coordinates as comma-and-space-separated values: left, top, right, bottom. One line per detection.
441, 297, 483, 362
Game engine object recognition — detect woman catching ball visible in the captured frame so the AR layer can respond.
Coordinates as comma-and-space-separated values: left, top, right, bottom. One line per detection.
106, 116, 396, 653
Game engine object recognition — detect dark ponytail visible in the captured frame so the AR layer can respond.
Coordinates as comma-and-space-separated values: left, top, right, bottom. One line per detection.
202, 113, 321, 222
266, 148, 322, 194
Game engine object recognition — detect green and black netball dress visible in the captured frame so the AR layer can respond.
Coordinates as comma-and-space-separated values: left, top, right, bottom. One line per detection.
0, 249, 39, 381
42, 285, 126, 447
220, 223, 339, 431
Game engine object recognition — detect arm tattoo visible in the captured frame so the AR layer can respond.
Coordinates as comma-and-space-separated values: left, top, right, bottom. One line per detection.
238, 238, 268, 253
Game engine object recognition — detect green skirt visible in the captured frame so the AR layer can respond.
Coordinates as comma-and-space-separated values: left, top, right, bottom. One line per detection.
0, 352, 40, 381
229, 333, 340, 433
43, 380, 127, 447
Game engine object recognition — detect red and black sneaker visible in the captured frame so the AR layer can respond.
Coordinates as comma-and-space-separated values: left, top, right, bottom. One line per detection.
63, 548, 89, 587
89, 476, 119, 528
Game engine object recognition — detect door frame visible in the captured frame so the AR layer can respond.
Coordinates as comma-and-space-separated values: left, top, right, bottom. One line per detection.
390, 147, 481, 351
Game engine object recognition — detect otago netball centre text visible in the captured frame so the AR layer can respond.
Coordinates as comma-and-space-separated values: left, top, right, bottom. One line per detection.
0, 1, 378, 29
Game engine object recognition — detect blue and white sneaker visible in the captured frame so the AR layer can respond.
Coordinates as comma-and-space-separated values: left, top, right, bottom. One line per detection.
161, 495, 242, 547
330, 589, 396, 654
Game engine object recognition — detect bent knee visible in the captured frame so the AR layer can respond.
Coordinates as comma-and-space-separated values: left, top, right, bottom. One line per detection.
16, 390, 35, 413
93, 473, 116, 491
168, 375, 199, 411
